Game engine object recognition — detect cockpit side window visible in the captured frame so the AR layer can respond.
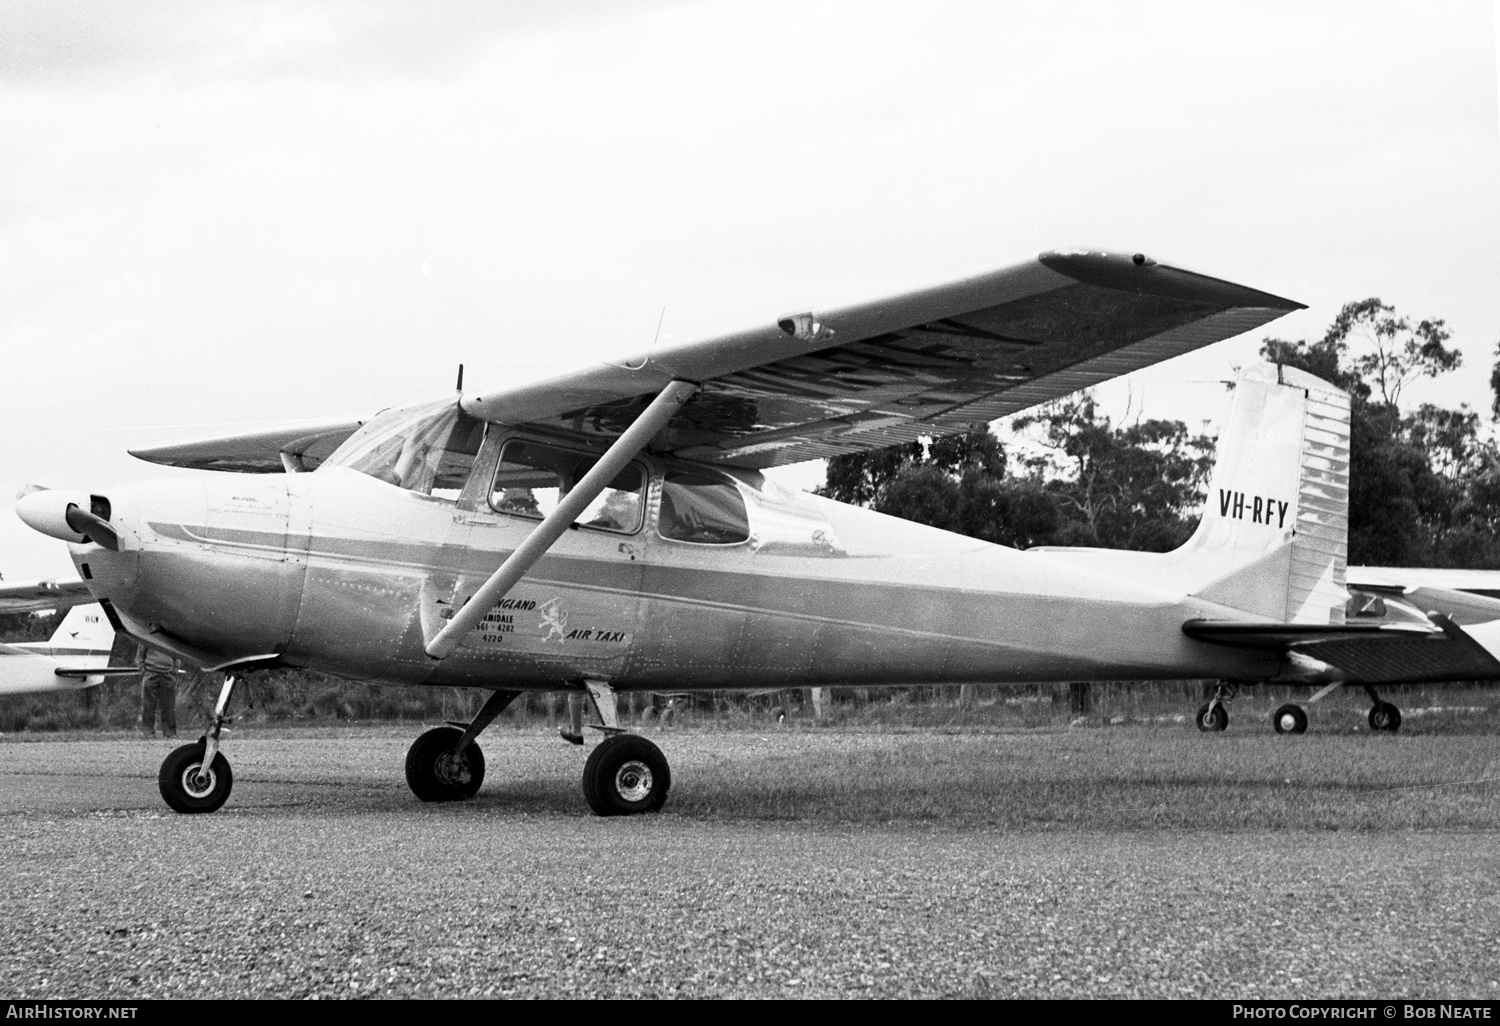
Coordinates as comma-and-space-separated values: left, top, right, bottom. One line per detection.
489, 439, 644, 534
321, 399, 485, 500
658, 470, 750, 545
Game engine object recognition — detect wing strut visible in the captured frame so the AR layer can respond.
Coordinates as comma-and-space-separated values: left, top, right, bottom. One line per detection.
424, 379, 700, 660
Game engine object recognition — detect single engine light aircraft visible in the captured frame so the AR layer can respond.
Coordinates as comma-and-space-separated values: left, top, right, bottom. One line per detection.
18, 250, 1500, 816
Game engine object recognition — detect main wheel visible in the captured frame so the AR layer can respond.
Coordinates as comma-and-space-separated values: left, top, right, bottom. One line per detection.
1196, 702, 1228, 732
582, 734, 671, 816
159, 742, 234, 814
770, 705, 788, 725
405, 726, 485, 802
1272, 704, 1308, 734
1368, 702, 1402, 733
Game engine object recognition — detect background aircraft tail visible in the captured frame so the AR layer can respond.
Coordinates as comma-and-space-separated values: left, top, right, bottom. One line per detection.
38, 603, 116, 660
0, 603, 116, 694
1179, 363, 1350, 624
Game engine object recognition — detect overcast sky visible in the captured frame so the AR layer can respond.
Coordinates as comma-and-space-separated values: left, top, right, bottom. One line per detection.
2, 0, 1497, 579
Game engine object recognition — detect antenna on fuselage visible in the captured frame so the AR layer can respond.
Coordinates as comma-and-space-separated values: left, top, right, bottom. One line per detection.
455, 363, 464, 393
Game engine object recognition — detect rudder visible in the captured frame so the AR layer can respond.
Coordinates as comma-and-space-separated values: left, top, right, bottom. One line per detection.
1183, 364, 1350, 624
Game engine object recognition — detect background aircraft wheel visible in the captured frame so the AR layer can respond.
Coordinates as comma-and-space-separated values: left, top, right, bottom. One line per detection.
1195, 702, 1228, 732
405, 726, 485, 802
582, 734, 671, 816
158, 742, 233, 814
1272, 704, 1308, 734
1368, 702, 1402, 733
770, 705, 787, 724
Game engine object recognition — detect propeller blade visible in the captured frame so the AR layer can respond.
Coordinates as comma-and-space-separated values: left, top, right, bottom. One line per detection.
63, 505, 119, 551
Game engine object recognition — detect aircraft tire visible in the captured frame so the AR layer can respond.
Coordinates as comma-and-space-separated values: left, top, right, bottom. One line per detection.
1195, 702, 1228, 732
770, 705, 788, 725
405, 726, 485, 802
1272, 704, 1308, 735
158, 742, 234, 814
582, 734, 671, 816
1368, 702, 1402, 733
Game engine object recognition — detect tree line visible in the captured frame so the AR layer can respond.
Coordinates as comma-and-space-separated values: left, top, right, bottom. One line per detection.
822, 299, 1500, 568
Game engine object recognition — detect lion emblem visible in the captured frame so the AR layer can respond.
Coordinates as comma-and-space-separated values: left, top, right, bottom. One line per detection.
538, 598, 569, 643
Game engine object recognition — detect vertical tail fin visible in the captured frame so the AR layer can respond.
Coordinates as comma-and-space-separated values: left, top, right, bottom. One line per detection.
45, 602, 115, 660
1184, 364, 1350, 624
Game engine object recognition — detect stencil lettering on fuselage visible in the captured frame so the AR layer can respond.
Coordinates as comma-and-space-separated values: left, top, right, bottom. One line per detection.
442, 594, 632, 651
1217, 489, 1289, 528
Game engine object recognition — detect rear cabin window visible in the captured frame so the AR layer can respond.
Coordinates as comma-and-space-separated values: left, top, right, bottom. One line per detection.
659, 471, 750, 545
322, 399, 485, 500
489, 440, 645, 534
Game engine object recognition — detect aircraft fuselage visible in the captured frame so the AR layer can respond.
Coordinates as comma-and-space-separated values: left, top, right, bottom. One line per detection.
71, 428, 1277, 692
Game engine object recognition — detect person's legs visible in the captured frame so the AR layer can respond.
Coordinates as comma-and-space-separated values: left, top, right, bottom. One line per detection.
157, 681, 177, 737
140, 677, 159, 734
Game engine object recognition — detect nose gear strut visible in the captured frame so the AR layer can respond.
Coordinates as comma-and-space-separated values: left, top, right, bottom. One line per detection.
158, 674, 239, 814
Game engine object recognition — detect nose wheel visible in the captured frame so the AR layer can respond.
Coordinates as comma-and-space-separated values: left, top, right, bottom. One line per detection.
158, 673, 239, 814
1195, 702, 1228, 732
158, 742, 234, 813
1195, 681, 1235, 732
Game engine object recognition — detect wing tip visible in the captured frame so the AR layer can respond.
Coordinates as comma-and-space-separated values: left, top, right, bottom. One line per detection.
1039, 250, 1305, 312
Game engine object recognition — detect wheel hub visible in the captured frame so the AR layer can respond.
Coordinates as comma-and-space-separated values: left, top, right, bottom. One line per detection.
614, 760, 653, 803
182, 764, 216, 799
434, 751, 472, 787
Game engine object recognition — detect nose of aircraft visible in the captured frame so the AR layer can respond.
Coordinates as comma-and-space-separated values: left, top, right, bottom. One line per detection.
14, 486, 120, 550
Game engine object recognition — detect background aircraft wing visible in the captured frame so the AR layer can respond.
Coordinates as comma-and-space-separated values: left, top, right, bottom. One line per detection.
461, 250, 1304, 469
1348, 566, 1500, 600
129, 416, 368, 473
0, 578, 96, 614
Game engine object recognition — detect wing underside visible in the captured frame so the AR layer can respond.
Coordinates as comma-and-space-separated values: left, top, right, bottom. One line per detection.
467, 251, 1302, 469
129, 250, 1302, 474
0, 579, 96, 614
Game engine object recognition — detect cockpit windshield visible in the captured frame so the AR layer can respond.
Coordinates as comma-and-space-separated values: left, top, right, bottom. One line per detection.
321, 398, 485, 499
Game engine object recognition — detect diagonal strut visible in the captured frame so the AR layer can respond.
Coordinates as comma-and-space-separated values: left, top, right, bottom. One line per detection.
425, 379, 699, 660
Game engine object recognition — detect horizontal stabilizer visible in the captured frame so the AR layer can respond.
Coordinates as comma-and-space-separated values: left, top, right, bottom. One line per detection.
1182, 619, 1436, 648
52, 666, 141, 679
1184, 614, 1500, 683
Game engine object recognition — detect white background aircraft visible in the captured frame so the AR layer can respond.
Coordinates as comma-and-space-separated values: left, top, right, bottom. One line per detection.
0, 601, 117, 695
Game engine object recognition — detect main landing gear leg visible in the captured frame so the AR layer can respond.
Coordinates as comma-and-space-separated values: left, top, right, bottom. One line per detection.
405, 689, 519, 802
1362, 685, 1402, 733
158, 674, 238, 814
579, 680, 670, 816
1196, 681, 1233, 732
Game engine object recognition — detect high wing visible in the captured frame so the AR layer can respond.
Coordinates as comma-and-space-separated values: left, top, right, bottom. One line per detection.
130, 416, 368, 474
131, 251, 1302, 473
0, 578, 96, 614
461, 250, 1303, 469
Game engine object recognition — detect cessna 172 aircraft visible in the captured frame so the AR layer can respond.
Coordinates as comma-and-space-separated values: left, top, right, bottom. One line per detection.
17, 250, 1500, 817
